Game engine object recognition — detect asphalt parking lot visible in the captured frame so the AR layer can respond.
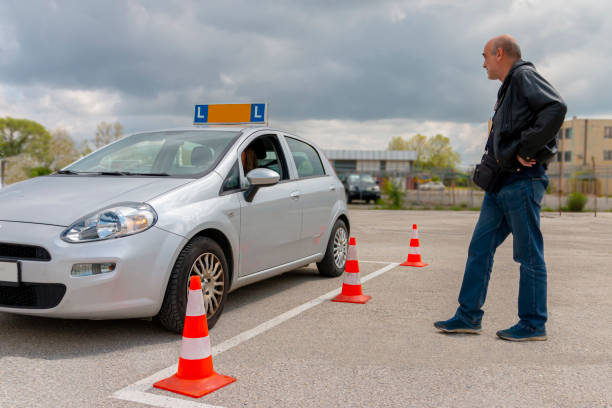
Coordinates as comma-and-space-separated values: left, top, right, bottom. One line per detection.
1, 210, 611, 408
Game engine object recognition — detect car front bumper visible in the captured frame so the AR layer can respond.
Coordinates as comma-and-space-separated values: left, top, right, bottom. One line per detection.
348, 190, 381, 200
0, 221, 186, 319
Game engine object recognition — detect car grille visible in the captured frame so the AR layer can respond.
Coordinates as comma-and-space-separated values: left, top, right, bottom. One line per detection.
0, 243, 51, 261
0, 283, 66, 309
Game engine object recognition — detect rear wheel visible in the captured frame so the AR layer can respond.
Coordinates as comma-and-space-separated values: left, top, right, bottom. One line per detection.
317, 219, 348, 277
157, 237, 229, 333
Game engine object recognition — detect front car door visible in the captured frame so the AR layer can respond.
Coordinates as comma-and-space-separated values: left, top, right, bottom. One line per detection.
238, 133, 302, 276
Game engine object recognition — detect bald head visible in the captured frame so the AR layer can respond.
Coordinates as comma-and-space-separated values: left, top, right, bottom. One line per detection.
491, 34, 522, 60
482, 34, 522, 82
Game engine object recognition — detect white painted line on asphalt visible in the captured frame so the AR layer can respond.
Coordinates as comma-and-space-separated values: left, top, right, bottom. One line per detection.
112, 262, 400, 407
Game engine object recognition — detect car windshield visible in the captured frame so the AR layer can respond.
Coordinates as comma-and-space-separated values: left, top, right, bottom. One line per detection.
347, 174, 376, 184
347, 175, 360, 183
360, 174, 376, 184
64, 130, 240, 177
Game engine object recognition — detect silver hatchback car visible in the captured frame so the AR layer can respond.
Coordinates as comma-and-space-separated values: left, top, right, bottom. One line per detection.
0, 127, 349, 332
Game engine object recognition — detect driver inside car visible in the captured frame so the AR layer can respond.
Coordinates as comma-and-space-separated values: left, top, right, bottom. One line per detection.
241, 139, 267, 174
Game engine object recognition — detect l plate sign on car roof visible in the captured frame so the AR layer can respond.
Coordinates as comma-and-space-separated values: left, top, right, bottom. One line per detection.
194, 103, 266, 125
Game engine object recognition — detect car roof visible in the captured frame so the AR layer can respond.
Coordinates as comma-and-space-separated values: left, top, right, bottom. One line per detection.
134, 126, 287, 134
126, 126, 323, 149
129, 126, 309, 140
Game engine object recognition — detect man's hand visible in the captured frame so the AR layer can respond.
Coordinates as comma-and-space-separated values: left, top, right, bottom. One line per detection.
517, 155, 536, 167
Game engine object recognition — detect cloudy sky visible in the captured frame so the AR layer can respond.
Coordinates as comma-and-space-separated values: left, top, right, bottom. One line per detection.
1, 0, 610, 166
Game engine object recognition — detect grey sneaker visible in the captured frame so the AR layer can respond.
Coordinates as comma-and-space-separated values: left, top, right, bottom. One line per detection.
434, 316, 481, 334
496, 323, 547, 341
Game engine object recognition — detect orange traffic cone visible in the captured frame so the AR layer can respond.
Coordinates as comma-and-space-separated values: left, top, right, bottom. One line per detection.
401, 224, 428, 267
154, 276, 236, 398
332, 237, 371, 304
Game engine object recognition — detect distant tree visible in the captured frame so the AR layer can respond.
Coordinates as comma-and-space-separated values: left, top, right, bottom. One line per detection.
28, 167, 53, 178
426, 134, 461, 169
4, 154, 43, 184
0, 117, 51, 162
95, 121, 124, 148
405, 134, 429, 168
388, 136, 409, 150
2, 126, 92, 185
49, 128, 90, 170
387, 133, 460, 170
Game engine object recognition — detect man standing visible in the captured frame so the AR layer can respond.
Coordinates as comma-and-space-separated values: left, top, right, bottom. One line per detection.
434, 35, 566, 341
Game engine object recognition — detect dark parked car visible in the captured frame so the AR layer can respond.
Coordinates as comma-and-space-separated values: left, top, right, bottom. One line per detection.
343, 173, 381, 203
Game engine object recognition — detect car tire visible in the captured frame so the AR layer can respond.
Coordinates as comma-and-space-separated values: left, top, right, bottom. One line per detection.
316, 219, 348, 277
157, 237, 229, 334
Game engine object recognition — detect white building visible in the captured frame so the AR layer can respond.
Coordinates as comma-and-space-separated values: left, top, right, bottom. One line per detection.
323, 150, 416, 176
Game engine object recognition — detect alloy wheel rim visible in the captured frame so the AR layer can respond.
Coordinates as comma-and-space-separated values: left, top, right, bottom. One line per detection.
333, 227, 348, 269
188, 252, 224, 317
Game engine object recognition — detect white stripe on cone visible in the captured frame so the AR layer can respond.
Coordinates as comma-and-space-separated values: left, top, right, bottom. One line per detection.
180, 336, 212, 360
409, 246, 421, 255
347, 245, 357, 261
186, 288, 206, 317
412, 229, 419, 239
343, 271, 362, 286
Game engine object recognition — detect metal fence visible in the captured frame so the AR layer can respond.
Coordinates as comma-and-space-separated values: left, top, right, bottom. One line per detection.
547, 166, 612, 197
402, 188, 612, 211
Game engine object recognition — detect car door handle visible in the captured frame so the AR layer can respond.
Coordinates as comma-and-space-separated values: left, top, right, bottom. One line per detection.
329, 185, 336, 191
290, 191, 300, 200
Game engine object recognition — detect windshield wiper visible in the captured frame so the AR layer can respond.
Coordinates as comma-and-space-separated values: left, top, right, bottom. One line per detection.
124, 172, 170, 176
57, 170, 170, 176
97, 171, 131, 176
96, 171, 170, 176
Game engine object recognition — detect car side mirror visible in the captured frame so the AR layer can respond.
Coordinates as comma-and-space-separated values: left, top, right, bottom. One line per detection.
244, 168, 280, 202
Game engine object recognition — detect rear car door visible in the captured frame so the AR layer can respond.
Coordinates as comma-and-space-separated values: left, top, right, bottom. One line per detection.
238, 133, 302, 276
283, 135, 336, 259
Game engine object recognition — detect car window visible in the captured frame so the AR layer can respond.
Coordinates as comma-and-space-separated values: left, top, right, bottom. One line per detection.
361, 174, 375, 184
285, 137, 325, 178
65, 130, 240, 177
347, 175, 360, 184
222, 161, 240, 193
258, 151, 281, 175
241, 134, 289, 182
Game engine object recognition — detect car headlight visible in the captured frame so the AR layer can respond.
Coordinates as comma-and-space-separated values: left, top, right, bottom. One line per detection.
61, 203, 157, 243
373, 185, 380, 191
349, 184, 358, 191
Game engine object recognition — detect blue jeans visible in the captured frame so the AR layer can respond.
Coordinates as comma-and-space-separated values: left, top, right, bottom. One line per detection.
455, 177, 549, 330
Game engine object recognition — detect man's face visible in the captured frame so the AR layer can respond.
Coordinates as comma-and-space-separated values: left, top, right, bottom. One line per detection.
482, 41, 500, 81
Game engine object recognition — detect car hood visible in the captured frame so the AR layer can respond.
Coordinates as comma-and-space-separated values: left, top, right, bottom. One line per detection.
0, 175, 192, 226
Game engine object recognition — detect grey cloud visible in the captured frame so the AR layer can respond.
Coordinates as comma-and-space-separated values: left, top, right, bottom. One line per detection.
0, 0, 610, 130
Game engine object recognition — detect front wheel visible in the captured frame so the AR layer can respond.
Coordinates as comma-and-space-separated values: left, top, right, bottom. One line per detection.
317, 219, 348, 277
157, 237, 229, 333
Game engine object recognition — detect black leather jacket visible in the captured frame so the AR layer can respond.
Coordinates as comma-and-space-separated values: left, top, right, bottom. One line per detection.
492, 60, 567, 170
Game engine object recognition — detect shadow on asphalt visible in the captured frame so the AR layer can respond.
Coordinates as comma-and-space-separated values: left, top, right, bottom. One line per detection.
435, 331, 482, 338
225, 265, 329, 313
0, 314, 177, 360
0, 266, 328, 360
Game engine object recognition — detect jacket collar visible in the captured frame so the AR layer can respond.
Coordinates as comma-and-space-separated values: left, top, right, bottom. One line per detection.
495, 60, 533, 110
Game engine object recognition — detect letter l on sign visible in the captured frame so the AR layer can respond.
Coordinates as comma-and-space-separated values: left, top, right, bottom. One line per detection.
193, 105, 208, 124
249, 104, 266, 123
